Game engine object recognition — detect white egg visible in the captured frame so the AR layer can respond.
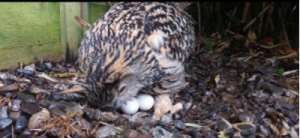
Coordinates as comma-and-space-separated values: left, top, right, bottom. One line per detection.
121, 97, 139, 115
137, 94, 154, 111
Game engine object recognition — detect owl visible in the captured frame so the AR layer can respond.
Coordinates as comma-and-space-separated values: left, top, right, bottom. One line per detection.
78, 2, 195, 113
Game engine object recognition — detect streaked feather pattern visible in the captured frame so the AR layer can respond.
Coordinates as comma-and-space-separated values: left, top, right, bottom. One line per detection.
78, 2, 195, 108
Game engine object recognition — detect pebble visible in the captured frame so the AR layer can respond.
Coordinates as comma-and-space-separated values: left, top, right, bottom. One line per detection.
238, 112, 255, 122
258, 125, 269, 135
236, 124, 256, 136
12, 99, 22, 111
26, 98, 37, 104
0, 129, 13, 138
0, 106, 8, 119
22, 103, 40, 116
0, 118, 13, 130
285, 91, 297, 98
81, 119, 92, 130
217, 122, 232, 132
122, 129, 140, 138
9, 111, 21, 121
38, 98, 52, 108
268, 85, 284, 95
198, 82, 207, 90
20, 129, 32, 136
15, 116, 28, 132
174, 120, 186, 130
160, 115, 172, 124
255, 66, 275, 75
278, 102, 295, 110
95, 125, 117, 138
50, 109, 66, 117
84, 107, 95, 120
150, 126, 171, 138
17, 92, 35, 100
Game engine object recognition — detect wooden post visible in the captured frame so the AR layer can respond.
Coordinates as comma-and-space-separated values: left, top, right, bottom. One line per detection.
60, 2, 88, 64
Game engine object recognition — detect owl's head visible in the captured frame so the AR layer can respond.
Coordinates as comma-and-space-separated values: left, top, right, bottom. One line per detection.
85, 74, 143, 112
112, 74, 143, 110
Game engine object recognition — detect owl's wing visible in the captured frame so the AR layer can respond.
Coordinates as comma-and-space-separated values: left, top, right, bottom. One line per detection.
143, 2, 196, 62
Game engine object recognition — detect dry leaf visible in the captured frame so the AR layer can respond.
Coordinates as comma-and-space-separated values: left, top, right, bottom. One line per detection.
215, 74, 220, 84
0, 83, 19, 91
290, 127, 299, 138
270, 124, 281, 136
294, 124, 299, 129
154, 94, 172, 120
28, 108, 50, 129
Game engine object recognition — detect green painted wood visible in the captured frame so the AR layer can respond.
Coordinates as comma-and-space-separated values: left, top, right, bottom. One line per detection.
60, 2, 84, 63
0, 2, 61, 69
0, 2, 114, 70
88, 2, 111, 24
0, 42, 61, 69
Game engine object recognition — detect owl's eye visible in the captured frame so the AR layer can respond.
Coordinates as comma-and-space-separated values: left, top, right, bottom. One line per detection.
117, 86, 125, 94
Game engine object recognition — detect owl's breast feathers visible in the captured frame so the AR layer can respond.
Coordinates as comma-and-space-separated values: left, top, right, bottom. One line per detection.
78, 2, 195, 95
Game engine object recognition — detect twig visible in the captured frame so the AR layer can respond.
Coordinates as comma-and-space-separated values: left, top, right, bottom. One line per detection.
282, 24, 292, 48
275, 52, 297, 60
266, 3, 274, 30
75, 16, 91, 28
259, 41, 289, 49
227, 5, 237, 29
108, 2, 113, 7
60, 85, 84, 94
258, 2, 266, 36
243, 4, 272, 31
197, 2, 201, 37
36, 72, 59, 83
242, 2, 251, 23
12, 125, 15, 138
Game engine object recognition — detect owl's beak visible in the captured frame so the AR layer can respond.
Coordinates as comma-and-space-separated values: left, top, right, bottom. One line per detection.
112, 100, 118, 114
112, 98, 121, 114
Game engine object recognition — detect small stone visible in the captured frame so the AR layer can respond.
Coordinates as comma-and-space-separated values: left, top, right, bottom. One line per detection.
26, 98, 37, 104
174, 120, 186, 130
238, 112, 255, 122
20, 129, 32, 136
217, 122, 232, 132
278, 102, 295, 110
15, 116, 28, 132
269, 85, 284, 95
150, 126, 171, 138
212, 113, 219, 120
225, 85, 236, 93
95, 125, 117, 138
84, 108, 95, 120
12, 99, 22, 111
122, 129, 139, 138
207, 98, 214, 105
38, 98, 52, 108
22, 103, 40, 116
258, 125, 269, 135
0, 129, 13, 138
236, 124, 256, 136
17, 92, 35, 100
9, 111, 21, 121
82, 119, 92, 130
198, 82, 207, 90
255, 66, 275, 75
50, 109, 66, 117
285, 91, 297, 98
28, 108, 50, 129
160, 115, 171, 124
0, 118, 13, 130
94, 109, 101, 120
0, 106, 8, 119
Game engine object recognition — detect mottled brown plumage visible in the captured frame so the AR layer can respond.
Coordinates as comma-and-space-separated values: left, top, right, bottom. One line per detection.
78, 2, 195, 109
